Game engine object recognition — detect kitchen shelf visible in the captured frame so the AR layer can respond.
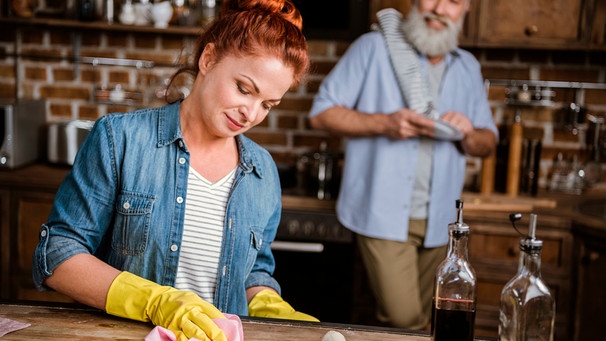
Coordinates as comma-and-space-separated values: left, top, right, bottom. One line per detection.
0, 17, 203, 36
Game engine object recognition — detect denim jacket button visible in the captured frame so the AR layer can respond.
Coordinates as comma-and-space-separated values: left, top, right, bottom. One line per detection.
170, 244, 178, 252
40, 230, 47, 237
123, 201, 130, 209
178, 157, 186, 164
176, 197, 183, 203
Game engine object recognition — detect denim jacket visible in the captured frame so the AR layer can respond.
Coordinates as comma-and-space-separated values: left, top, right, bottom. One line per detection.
33, 101, 282, 315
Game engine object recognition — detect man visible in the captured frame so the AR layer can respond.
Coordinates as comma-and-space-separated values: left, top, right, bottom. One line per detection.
308, 0, 497, 330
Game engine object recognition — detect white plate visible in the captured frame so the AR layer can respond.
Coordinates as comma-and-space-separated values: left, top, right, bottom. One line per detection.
433, 120, 464, 141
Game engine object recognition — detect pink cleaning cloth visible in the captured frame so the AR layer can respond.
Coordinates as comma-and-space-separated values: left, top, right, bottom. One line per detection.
0, 317, 31, 337
145, 314, 243, 341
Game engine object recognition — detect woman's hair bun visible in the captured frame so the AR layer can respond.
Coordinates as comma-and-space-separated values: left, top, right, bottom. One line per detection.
221, 0, 302, 30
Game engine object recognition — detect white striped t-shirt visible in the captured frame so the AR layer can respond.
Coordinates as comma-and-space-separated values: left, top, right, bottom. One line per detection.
174, 166, 236, 303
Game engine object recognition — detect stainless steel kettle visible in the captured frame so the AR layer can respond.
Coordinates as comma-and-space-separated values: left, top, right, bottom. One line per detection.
296, 141, 342, 200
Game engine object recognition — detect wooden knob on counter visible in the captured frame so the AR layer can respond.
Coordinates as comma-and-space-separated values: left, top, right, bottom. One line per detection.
480, 152, 496, 195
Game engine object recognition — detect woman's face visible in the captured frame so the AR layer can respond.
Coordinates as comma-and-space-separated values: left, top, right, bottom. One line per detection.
194, 46, 294, 138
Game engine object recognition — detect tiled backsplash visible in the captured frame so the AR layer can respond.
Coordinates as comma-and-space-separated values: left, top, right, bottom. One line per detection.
1, 26, 605, 192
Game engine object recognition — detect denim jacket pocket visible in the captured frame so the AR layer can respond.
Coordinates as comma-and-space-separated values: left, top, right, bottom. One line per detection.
112, 192, 155, 255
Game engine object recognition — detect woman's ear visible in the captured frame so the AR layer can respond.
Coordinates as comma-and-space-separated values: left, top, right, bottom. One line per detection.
199, 43, 216, 75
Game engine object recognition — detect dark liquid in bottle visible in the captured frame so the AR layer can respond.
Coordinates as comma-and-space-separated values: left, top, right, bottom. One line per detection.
432, 308, 475, 341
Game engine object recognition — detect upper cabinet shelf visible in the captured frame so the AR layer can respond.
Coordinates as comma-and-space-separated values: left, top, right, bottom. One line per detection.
0, 17, 203, 36
371, 0, 605, 50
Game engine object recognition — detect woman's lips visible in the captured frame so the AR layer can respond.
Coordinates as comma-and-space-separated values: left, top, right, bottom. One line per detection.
226, 114, 245, 130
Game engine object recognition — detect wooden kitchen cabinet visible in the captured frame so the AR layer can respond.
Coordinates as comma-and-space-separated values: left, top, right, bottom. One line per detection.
465, 209, 573, 341
474, 0, 589, 49
0, 164, 72, 303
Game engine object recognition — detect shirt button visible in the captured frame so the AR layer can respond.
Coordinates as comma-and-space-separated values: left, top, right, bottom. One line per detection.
40, 230, 47, 237
178, 157, 186, 164
123, 201, 130, 209
222, 266, 227, 276
176, 197, 183, 203
170, 244, 178, 252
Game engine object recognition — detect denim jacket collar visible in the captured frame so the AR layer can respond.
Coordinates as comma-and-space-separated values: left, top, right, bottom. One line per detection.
157, 100, 265, 180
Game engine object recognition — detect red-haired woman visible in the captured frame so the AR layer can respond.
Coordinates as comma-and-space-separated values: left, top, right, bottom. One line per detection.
33, 1, 313, 340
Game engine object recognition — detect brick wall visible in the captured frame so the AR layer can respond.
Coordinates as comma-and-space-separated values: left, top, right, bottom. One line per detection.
1, 25, 605, 192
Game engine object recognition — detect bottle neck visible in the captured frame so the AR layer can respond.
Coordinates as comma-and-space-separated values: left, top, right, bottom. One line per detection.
447, 230, 469, 260
519, 248, 542, 276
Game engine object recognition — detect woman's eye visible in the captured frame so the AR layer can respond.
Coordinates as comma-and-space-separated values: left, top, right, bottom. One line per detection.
262, 103, 271, 111
237, 83, 250, 95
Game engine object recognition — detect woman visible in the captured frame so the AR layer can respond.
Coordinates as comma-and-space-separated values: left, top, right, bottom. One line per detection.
32, 1, 313, 340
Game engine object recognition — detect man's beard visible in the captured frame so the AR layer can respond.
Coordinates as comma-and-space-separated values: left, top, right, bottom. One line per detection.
401, 7, 464, 57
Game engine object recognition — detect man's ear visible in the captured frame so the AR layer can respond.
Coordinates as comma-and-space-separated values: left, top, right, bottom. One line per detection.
199, 43, 216, 75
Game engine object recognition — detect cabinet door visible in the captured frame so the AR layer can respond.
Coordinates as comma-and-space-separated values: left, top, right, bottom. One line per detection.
12, 190, 74, 303
476, 0, 587, 48
0, 190, 9, 300
573, 235, 606, 340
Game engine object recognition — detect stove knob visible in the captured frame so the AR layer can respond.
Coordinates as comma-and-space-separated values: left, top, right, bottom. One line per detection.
303, 221, 314, 236
287, 220, 300, 236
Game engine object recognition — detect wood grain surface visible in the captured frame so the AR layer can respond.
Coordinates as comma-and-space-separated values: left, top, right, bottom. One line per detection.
0, 303, 433, 341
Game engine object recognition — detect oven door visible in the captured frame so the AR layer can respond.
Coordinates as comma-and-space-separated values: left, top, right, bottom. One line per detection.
271, 209, 355, 324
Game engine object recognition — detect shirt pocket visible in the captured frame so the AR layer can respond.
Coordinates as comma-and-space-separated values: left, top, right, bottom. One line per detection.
112, 192, 155, 256
245, 226, 266, 271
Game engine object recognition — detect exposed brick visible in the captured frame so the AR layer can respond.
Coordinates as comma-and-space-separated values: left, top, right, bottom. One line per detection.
277, 97, 313, 112
245, 131, 287, 146
20, 29, 44, 44
24, 66, 47, 81
108, 70, 131, 84
309, 60, 337, 76
53, 68, 75, 82
49, 103, 73, 118
125, 52, 178, 65
49, 31, 72, 46
80, 67, 100, 83
133, 34, 157, 49
106, 34, 128, 48
0, 64, 15, 78
305, 78, 322, 94
539, 67, 601, 83
39, 86, 90, 100
584, 89, 606, 105
80, 49, 116, 59
482, 66, 530, 81
276, 114, 299, 130
21, 47, 64, 59
160, 36, 186, 50
81, 32, 101, 47
78, 104, 101, 119
334, 41, 353, 57
307, 40, 330, 57
0, 82, 15, 98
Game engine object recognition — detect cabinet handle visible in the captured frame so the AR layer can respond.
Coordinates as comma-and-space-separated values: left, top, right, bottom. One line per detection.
582, 251, 600, 265
525, 25, 539, 36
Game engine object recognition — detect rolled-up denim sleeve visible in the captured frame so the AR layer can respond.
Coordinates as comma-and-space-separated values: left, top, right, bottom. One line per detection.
32, 116, 118, 290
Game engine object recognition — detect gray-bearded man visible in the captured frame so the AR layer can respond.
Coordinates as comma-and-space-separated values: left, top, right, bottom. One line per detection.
308, 0, 498, 330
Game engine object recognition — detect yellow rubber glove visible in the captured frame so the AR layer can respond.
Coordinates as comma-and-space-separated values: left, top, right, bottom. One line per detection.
248, 289, 320, 322
106, 271, 227, 341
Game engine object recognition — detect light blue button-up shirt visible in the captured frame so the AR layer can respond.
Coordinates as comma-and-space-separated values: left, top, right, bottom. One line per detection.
309, 31, 498, 247
33, 101, 282, 315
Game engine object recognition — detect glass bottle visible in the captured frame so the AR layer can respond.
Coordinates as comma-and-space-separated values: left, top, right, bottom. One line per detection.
431, 199, 477, 341
499, 213, 556, 341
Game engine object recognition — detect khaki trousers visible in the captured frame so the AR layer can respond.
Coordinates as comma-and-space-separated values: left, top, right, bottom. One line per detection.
356, 220, 447, 330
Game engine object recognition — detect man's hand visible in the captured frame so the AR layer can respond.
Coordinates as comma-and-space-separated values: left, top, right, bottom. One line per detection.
385, 109, 436, 139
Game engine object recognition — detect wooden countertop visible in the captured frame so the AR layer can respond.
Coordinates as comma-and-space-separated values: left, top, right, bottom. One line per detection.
0, 303, 450, 341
